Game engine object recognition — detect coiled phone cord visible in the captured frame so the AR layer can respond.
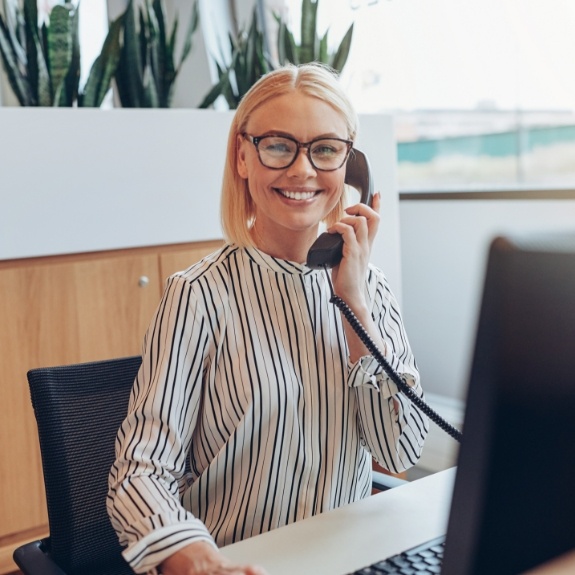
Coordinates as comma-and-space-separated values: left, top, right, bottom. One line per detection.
324, 268, 463, 443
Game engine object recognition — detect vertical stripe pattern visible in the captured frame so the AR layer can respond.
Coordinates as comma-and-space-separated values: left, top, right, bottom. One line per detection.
108, 245, 428, 573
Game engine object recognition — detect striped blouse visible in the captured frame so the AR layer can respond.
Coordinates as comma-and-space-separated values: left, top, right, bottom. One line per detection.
108, 244, 428, 573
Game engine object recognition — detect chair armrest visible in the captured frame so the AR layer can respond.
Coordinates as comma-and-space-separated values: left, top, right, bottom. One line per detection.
372, 470, 409, 491
13, 540, 67, 575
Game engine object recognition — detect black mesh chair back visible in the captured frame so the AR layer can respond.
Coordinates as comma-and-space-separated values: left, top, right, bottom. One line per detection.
16, 356, 142, 575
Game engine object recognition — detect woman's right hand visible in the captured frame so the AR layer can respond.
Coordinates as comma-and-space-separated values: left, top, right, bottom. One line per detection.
159, 541, 269, 575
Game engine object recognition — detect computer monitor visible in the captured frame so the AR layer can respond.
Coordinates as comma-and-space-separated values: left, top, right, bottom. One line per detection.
442, 232, 575, 575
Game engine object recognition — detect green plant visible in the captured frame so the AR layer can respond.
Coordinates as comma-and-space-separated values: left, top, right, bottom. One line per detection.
114, 0, 199, 108
199, 0, 354, 111
276, 0, 354, 73
0, 0, 121, 107
198, 7, 274, 110
0, 0, 76, 105
79, 12, 123, 107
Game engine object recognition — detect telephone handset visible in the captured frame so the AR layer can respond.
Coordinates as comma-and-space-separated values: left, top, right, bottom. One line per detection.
306, 148, 374, 270
305, 148, 463, 442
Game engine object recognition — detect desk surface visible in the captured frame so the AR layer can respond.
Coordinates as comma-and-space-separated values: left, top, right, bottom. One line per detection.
221, 468, 456, 575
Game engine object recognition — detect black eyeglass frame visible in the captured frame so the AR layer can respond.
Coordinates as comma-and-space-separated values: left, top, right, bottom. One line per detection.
242, 133, 354, 172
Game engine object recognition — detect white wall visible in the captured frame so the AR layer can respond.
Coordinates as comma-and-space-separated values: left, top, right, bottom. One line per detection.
400, 198, 575, 402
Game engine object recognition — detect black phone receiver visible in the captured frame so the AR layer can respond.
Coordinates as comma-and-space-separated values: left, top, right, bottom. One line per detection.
306, 148, 374, 269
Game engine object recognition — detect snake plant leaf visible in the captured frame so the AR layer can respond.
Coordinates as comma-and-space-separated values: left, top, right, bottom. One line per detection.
32, 25, 50, 105
3, 1, 26, 68
178, 0, 198, 70
0, 15, 31, 104
274, 0, 354, 73
197, 59, 231, 109
240, 12, 258, 96
23, 0, 40, 104
126, 0, 144, 105
116, 0, 145, 106
300, 0, 318, 63
223, 49, 241, 108
162, 17, 177, 104
276, 18, 299, 66
23, 0, 37, 30
199, 6, 273, 109
167, 15, 177, 62
222, 79, 238, 108
113, 0, 198, 108
330, 22, 353, 73
60, 4, 80, 106
80, 13, 123, 107
46, 4, 75, 105
241, 12, 272, 91
318, 28, 328, 64
147, 4, 163, 105
151, 0, 166, 50
275, 17, 287, 64
142, 58, 160, 107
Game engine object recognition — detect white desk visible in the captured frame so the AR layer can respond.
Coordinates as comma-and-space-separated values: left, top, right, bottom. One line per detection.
221, 468, 456, 575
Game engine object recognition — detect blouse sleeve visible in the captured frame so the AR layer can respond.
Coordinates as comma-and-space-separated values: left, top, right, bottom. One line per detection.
346, 266, 429, 474
107, 274, 215, 574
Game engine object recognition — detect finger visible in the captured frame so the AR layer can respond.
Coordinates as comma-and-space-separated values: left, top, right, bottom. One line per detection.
244, 566, 269, 575
372, 191, 381, 213
328, 219, 362, 241
344, 204, 380, 232
345, 203, 371, 217
334, 216, 369, 242
345, 193, 380, 216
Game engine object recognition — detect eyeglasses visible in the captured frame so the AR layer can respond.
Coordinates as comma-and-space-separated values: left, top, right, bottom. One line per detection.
243, 133, 353, 171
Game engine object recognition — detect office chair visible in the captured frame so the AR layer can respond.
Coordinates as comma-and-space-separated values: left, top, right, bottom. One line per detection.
13, 355, 141, 575
13, 355, 406, 575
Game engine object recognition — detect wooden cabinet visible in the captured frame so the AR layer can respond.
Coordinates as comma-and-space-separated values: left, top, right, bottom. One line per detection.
0, 240, 222, 574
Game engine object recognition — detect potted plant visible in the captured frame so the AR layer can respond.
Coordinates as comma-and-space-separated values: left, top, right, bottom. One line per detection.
0, 0, 199, 108
0, 0, 121, 106
276, 0, 354, 73
113, 0, 199, 108
199, 0, 354, 110
199, 6, 273, 110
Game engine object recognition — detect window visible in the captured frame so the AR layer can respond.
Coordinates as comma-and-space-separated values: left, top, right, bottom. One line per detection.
282, 0, 575, 191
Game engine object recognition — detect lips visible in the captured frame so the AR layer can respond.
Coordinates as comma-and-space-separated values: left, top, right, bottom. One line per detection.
275, 188, 318, 200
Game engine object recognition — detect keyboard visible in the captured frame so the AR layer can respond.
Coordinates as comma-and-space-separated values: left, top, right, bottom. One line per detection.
347, 535, 445, 574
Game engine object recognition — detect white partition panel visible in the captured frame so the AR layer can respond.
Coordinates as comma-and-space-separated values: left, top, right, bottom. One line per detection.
400, 198, 575, 401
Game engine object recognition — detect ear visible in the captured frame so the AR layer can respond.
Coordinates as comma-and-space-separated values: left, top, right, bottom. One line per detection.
237, 134, 249, 179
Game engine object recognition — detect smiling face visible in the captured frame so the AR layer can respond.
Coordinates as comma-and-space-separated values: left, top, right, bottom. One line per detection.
237, 91, 349, 260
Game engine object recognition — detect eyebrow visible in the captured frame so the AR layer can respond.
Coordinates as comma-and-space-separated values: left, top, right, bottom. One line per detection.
253, 130, 349, 140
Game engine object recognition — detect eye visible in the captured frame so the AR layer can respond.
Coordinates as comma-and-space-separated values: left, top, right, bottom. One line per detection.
312, 140, 343, 158
261, 137, 296, 155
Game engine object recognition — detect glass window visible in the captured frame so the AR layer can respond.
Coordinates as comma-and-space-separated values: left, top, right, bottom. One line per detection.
282, 0, 575, 191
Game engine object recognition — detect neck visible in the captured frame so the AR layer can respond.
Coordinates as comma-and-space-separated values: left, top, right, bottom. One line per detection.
250, 226, 316, 263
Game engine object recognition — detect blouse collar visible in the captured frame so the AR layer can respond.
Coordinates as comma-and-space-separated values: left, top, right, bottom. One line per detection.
243, 246, 315, 276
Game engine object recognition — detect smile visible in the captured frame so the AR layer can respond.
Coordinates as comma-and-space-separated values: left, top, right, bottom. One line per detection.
276, 189, 317, 201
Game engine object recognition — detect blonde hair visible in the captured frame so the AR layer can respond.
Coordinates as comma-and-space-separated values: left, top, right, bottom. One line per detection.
220, 63, 359, 247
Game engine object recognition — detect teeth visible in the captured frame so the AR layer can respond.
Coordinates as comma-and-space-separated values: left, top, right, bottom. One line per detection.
279, 190, 316, 200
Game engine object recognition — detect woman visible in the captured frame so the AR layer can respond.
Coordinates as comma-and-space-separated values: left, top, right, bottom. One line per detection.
108, 63, 428, 575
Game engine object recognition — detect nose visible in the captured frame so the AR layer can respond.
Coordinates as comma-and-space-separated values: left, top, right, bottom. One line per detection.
287, 146, 317, 177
